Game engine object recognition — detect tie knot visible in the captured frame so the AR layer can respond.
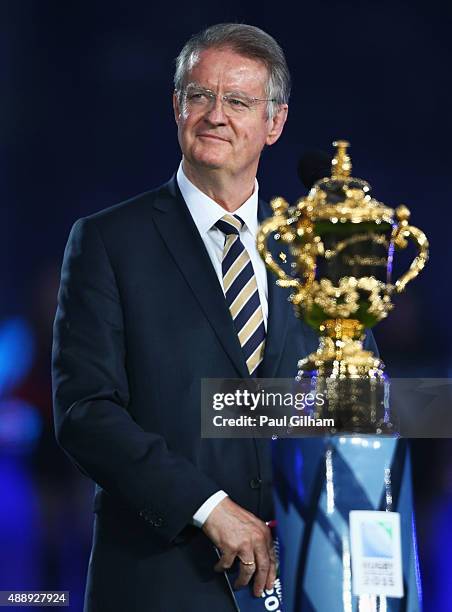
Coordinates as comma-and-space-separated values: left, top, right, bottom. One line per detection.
214, 214, 244, 236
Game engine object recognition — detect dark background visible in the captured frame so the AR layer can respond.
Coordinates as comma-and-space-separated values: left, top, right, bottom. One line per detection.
1, 1, 451, 610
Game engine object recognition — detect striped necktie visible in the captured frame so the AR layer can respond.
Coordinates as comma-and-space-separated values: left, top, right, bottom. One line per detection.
215, 214, 265, 375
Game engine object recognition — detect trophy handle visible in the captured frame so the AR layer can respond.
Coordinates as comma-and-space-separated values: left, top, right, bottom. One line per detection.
256, 210, 300, 290
392, 205, 429, 293
257, 197, 318, 292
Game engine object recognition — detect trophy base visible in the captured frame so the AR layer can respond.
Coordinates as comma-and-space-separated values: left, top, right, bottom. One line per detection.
296, 319, 395, 435
311, 377, 395, 435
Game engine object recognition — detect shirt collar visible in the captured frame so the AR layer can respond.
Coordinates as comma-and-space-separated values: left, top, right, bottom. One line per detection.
176, 161, 259, 237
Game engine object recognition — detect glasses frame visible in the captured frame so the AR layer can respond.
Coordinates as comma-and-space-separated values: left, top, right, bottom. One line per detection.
179, 84, 276, 115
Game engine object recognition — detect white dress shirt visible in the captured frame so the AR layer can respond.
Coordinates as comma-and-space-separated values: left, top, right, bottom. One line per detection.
176, 161, 268, 527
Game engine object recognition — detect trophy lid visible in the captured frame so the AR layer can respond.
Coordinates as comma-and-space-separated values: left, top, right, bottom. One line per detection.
303, 141, 394, 224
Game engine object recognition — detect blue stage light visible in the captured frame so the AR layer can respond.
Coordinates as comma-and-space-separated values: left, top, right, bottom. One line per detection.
0, 317, 35, 397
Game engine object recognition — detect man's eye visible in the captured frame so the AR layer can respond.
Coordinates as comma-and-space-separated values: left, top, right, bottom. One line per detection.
228, 98, 249, 108
188, 92, 207, 101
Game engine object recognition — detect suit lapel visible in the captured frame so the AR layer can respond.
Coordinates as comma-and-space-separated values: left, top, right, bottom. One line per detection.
151, 177, 250, 378
257, 199, 291, 378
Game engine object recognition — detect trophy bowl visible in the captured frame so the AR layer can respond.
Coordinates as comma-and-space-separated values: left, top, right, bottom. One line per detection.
257, 141, 429, 433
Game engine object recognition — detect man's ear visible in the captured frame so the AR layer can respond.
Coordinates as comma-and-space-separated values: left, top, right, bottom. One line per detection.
265, 104, 288, 146
173, 90, 181, 125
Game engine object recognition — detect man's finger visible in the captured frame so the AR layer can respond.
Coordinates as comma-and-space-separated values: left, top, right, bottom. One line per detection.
265, 556, 277, 591
233, 556, 257, 590
251, 542, 271, 597
264, 541, 277, 590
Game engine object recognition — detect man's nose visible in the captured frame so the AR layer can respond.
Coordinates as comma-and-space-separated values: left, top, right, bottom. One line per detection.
204, 95, 228, 124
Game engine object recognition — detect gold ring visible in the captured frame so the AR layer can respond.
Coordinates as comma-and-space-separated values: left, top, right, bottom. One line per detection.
239, 558, 256, 566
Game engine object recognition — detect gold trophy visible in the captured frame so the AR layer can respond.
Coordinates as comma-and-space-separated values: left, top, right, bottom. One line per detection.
257, 141, 429, 432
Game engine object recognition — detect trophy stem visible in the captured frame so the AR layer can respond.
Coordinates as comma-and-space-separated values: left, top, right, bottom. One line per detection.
298, 319, 384, 378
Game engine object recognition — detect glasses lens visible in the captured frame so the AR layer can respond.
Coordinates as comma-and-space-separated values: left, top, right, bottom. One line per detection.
224, 95, 252, 112
184, 87, 259, 114
185, 88, 211, 107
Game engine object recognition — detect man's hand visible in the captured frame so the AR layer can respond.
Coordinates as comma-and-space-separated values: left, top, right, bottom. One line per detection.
202, 497, 276, 597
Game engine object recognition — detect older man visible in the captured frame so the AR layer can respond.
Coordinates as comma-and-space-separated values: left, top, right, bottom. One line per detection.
52, 23, 319, 611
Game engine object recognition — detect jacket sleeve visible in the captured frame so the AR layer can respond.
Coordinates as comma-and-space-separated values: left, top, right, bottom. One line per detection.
51, 217, 219, 544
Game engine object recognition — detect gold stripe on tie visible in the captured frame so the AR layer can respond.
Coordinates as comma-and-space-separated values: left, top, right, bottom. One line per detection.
238, 307, 263, 346
246, 340, 266, 375
223, 214, 242, 231
223, 250, 249, 292
229, 276, 258, 319
223, 235, 237, 260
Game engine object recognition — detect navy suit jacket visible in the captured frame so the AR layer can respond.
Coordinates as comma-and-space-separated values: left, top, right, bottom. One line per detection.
52, 176, 375, 611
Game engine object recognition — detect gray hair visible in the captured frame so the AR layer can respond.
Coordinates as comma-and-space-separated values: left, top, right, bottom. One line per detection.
174, 23, 291, 119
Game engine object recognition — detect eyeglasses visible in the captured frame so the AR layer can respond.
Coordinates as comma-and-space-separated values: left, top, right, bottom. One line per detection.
180, 85, 276, 115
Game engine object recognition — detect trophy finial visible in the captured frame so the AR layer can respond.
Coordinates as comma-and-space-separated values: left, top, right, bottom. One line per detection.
332, 140, 352, 178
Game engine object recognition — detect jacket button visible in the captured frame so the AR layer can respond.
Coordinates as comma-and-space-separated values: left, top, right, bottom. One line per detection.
249, 477, 262, 489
